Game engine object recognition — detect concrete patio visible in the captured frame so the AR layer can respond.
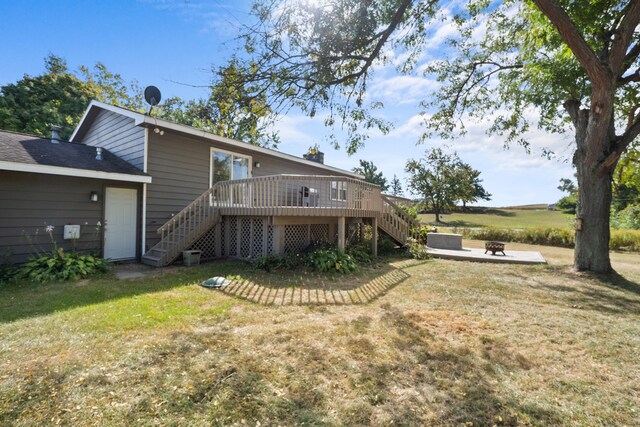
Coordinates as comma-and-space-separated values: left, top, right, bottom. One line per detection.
426, 246, 547, 264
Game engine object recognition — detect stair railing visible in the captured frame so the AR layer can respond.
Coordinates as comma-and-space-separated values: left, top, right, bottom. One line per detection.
380, 195, 421, 243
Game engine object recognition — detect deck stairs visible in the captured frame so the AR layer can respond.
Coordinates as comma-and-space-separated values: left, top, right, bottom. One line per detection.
378, 195, 420, 245
142, 186, 219, 267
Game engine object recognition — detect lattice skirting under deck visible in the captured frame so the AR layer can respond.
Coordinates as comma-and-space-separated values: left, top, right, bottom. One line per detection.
188, 216, 340, 260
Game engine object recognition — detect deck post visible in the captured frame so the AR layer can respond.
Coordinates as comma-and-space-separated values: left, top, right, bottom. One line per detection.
372, 216, 378, 257
337, 216, 345, 252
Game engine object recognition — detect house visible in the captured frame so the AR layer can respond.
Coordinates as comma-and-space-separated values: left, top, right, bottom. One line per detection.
0, 101, 417, 266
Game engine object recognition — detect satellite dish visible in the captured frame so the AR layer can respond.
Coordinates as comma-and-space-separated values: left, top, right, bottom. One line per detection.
144, 86, 162, 106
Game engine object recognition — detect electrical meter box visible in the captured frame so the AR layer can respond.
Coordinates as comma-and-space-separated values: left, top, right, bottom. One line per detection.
63, 225, 81, 240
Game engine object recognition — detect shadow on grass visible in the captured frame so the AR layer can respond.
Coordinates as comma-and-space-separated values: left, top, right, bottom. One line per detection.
534, 267, 640, 315
376, 306, 565, 425
0, 260, 245, 324
219, 260, 415, 306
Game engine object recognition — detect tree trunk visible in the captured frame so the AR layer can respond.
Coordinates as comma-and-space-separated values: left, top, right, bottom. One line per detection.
434, 210, 440, 223
570, 87, 616, 273
574, 166, 613, 272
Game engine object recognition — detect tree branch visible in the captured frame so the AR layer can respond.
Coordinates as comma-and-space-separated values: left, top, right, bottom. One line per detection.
531, 0, 609, 84
608, 1, 640, 73
598, 113, 640, 175
618, 67, 640, 84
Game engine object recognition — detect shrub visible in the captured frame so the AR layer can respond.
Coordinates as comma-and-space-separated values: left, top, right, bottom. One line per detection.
253, 254, 303, 272
610, 229, 640, 252
19, 248, 109, 283
0, 249, 17, 284
406, 238, 431, 260
461, 226, 640, 252
399, 204, 419, 220
611, 204, 640, 230
556, 194, 577, 214
306, 248, 358, 274
347, 243, 373, 263
377, 237, 398, 255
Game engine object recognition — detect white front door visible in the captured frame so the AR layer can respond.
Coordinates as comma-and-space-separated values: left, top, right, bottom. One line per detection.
104, 187, 137, 260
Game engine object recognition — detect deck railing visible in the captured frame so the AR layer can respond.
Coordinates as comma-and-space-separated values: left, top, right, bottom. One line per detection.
211, 174, 383, 215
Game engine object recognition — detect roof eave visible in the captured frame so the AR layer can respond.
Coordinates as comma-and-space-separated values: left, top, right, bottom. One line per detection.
0, 160, 152, 183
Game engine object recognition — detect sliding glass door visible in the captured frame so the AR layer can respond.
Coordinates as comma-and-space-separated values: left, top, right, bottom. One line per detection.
211, 149, 252, 205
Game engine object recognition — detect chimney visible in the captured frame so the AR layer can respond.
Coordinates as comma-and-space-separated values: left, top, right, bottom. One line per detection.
303, 150, 324, 164
95, 147, 103, 161
50, 125, 62, 144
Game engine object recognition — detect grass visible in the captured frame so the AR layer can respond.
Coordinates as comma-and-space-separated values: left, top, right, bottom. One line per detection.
1, 249, 639, 426
419, 208, 573, 229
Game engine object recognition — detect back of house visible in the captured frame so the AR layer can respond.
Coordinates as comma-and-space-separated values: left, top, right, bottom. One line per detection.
1, 101, 416, 266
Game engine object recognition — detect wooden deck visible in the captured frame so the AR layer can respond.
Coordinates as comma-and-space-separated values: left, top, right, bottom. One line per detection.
143, 175, 419, 267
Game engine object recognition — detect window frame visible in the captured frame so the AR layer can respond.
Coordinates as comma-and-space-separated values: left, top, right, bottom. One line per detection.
330, 181, 347, 201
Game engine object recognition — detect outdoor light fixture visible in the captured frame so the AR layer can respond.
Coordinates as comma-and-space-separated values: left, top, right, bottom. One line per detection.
153, 127, 164, 135
90, 191, 99, 202
255, 161, 261, 168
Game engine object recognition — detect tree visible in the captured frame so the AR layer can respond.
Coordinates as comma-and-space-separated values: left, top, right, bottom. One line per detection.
612, 147, 640, 211
557, 177, 578, 214
558, 178, 578, 195
406, 148, 465, 222
457, 163, 491, 210
0, 54, 143, 140
238, 0, 640, 273
352, 160, 389, 191
391, 174, 403, 196
155, 58, 279, 148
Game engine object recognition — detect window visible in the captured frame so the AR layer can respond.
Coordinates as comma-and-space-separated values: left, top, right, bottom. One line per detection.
331, 181, 347, 201
210, 149, 251, 186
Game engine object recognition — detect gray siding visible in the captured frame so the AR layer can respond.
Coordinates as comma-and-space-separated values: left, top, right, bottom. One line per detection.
80, 110, 145, 170
0, 171, 141, 264
144, 131, 353, 249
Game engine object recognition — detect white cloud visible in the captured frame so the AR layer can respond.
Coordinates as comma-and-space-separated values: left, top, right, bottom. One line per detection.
368, 75, 439, 105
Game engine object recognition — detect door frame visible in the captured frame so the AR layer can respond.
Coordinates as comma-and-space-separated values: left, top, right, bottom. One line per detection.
103, 186, 140, 260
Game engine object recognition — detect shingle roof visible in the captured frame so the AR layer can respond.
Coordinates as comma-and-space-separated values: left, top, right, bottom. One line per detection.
0, 129, 147, 176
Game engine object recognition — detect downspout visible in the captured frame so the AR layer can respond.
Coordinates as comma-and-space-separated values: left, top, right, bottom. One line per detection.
141, 127, 149, 254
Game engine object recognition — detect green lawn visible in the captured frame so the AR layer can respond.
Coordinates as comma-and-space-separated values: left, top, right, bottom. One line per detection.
419, 208, 573, 229
1, 247, 639, 426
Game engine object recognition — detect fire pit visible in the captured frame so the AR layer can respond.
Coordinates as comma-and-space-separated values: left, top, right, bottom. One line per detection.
485, 241, 506, 256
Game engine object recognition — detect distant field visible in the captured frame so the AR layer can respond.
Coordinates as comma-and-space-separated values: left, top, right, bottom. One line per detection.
418, 208, 573, 229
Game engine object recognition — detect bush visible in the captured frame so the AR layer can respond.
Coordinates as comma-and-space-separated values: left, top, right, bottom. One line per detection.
377, 237, 398, 256
0, 249, 16, 284
19, 249, 109, 283
460, 226, 640, 252
406, 238, 431, 260
611, 204, 640, 230
399, 204, 419, 220
252, 254, 303, 272
347, 243, 373, 263
306, 248, 358, 274
556, 194, 577, 214
610, 229, 640, 252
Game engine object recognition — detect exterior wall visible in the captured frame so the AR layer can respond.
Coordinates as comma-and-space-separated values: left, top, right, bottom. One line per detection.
0, 171, 141, 264
144, 130, 356, 250
80, 109, 145, 170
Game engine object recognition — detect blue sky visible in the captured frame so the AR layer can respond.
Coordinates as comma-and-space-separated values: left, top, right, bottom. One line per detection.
0, 0, 575, 207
